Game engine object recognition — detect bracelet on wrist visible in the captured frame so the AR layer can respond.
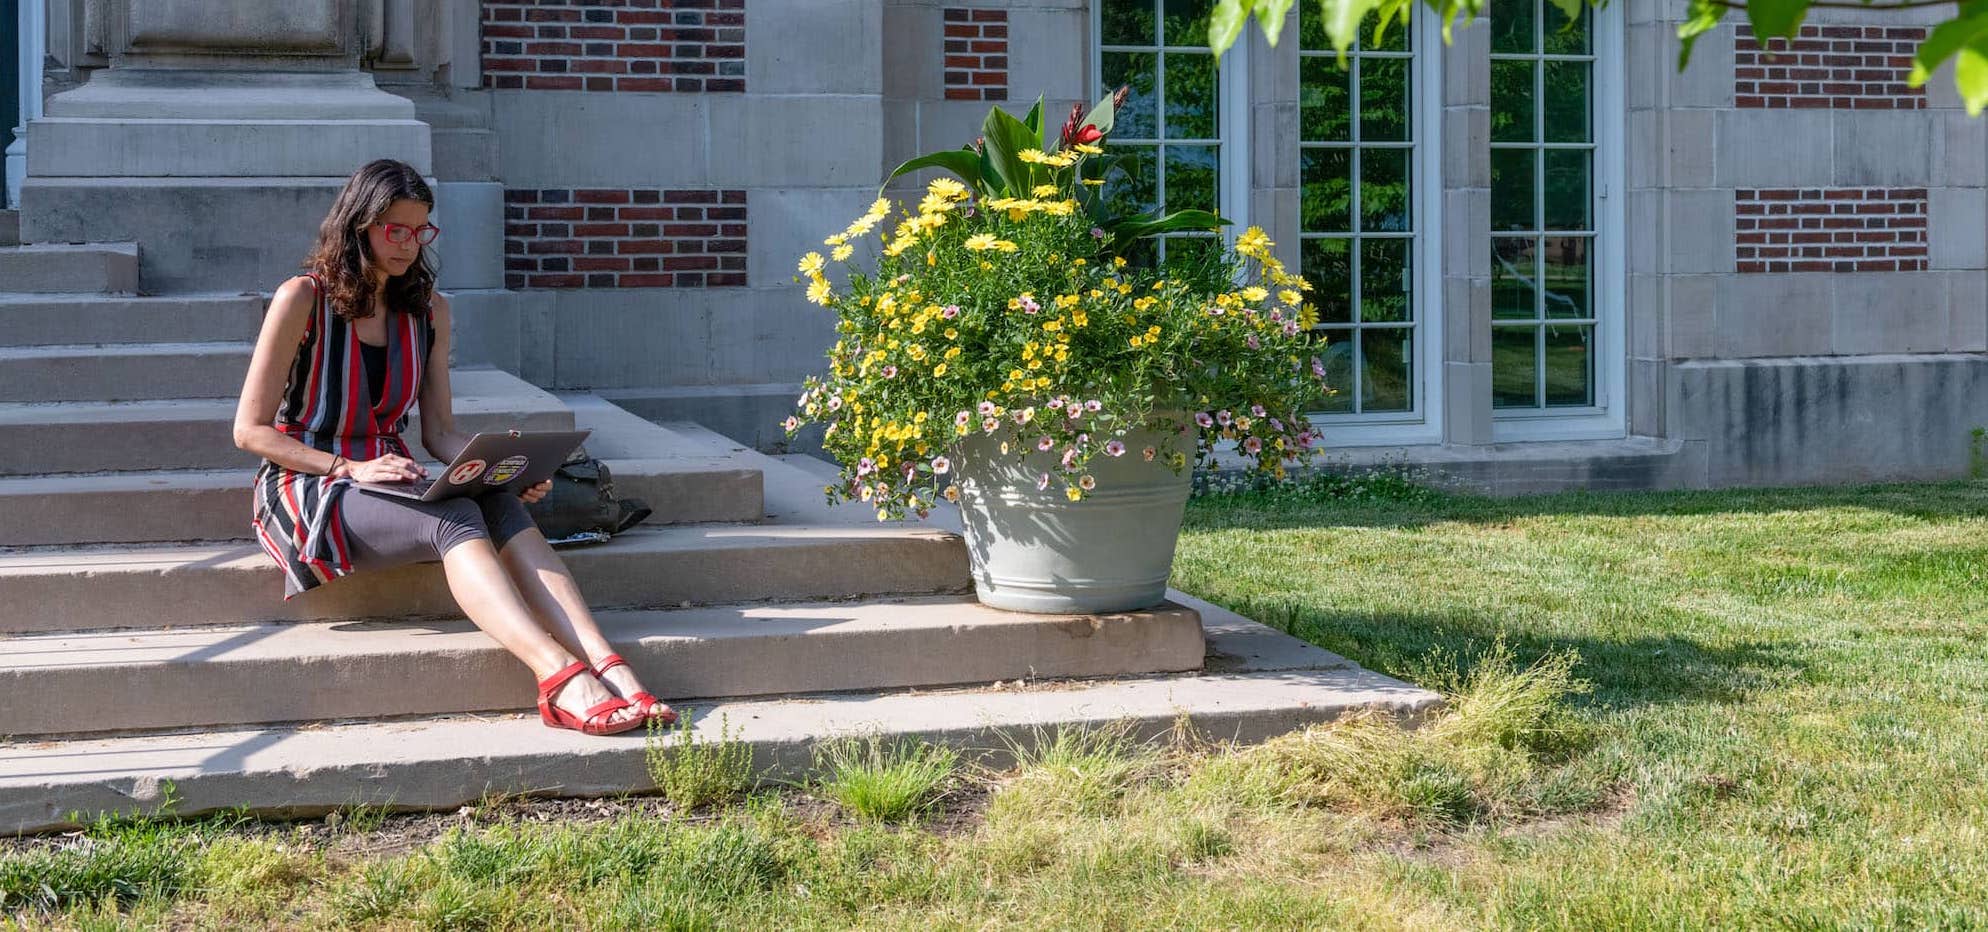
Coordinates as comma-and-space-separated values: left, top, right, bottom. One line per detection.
329, 455, 345, 477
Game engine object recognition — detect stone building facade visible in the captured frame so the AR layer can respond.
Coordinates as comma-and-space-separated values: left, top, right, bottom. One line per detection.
4, 0, 1985, 490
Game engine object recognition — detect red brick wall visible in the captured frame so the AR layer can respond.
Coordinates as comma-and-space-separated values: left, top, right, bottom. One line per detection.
943, 8, 1008, 101
504, 189, 748, 289
482, 0, 746, 92
1735, 188, 1928, 273
1734, 24, 1926, 110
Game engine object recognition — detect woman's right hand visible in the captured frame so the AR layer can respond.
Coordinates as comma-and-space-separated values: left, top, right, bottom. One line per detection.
342, 454, 428, 484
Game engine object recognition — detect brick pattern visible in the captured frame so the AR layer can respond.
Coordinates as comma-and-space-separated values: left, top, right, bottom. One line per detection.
943, 8, 1008, 101
1734, 24, 1926, 110
503, 189, 748, 289
1735, 188, 1928, 274
481, 0, 745, 92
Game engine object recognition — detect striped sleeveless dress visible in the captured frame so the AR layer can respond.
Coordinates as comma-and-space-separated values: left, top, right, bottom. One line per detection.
251, 275, 434, 598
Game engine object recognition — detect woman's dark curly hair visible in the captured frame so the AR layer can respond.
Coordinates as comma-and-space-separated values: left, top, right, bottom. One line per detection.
304, 159, 436, 321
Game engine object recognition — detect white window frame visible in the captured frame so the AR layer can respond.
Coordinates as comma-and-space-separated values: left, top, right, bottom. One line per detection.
1299, 10, 1446, 448
1089, 1, 1252, 250
1490, 0, 1625, 443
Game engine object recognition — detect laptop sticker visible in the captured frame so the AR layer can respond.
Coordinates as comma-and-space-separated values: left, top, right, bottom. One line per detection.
448, 459, 488, 486
485, 455, 530, 485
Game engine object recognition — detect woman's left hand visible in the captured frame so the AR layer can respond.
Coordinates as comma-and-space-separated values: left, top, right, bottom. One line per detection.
520, 480, 552, 504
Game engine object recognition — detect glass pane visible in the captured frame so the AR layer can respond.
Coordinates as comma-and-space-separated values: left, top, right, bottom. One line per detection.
1300, 148, 1353, 233
1360, 238, 1411, 323
1543, 148, 1590, 231
1541, 236, 1591, 320
1492, 236, 1537, 320
1490, 0, 1535, 53
1543, 62, 1590, 143
1300, 57, 1353, 142
1490, 60, 1535, 143
1103, 53, 1158, 139
1164, 144, 1220, 214
1361, 328, 1414, 412
1492, 326, 1539, 408
1301, 238, 1353, 323
1360, 147, 1411, 232
1542, 1, 1591, 55
1120, 237, 1159, 270
1360, 57, 1411, 142
1102, 0, 1157, 46
1162, 0, 1216, 46
1491, 148, 1536, 232
1299, 8, 1331, 50
1316, 328, 1357, 412
1544, 325, 1594, 407
1105, 144, 1159, 217
1164, 53, 1218, 139
1366, 10, 1409, 52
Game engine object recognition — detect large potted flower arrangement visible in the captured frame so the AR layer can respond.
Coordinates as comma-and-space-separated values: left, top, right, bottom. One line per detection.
785, 92, 1332, 613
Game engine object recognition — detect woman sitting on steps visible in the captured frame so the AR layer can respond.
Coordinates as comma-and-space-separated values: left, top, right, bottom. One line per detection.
232, 158, 671, 737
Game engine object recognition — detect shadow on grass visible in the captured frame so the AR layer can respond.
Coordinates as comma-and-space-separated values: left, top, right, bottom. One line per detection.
1226, 599, 1804, 713
1187, 478, 1988, 533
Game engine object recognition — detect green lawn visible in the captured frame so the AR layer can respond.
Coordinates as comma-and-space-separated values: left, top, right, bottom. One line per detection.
9, 478, 1988, 929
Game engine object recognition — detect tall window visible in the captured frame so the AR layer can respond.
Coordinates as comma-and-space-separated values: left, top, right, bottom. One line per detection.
1097, 0, 1227, 268
1490, 0, 1597, 411
1298, 14, 1419, 417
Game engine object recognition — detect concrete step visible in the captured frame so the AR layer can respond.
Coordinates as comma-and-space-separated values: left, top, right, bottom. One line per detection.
0, 369, 573, 476
0, 242, 139, 293
0, 341, 251, 402
0, 522, 969, 635
560, 394, 763, 526
0, 597, 1205, 737
0, 596, 1443, 835
0, 292, 262, 347
0, 210, 18, 247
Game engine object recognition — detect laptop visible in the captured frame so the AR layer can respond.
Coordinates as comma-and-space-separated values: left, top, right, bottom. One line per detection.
354, 429, 592, 503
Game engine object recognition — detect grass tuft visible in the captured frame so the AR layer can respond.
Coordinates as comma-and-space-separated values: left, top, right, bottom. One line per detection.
814, 736, 960, 824
645, 711, 757, 810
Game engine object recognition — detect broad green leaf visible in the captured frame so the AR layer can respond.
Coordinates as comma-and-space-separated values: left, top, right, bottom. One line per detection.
1372, 0, 1413, 48
1022, 96, 1046, 141
1256, 0, 1297, 45
1958, 43, 1988, 116
1210, 0, 1252, 60
1910, 6, 1988, 86
1110, 209, 1233, 249
1079, 93, 1117, 140
1676, 0, 1726, 69
1316, 0, 1383, 60
880, 150, 984, 196
985, 105, 1043, 195
1743, 0, 1807, 41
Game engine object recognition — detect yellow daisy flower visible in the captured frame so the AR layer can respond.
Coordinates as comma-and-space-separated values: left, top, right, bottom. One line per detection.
798, 252, 825, 276
965, 233, 1000, 251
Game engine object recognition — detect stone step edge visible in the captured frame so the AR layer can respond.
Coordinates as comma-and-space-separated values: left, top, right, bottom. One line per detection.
0, 523, 971, 636
0, 598, 1208, 738
0, 597, 1435, 835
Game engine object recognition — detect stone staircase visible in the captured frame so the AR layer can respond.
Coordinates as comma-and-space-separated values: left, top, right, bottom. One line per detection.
0, 240, 1439, 836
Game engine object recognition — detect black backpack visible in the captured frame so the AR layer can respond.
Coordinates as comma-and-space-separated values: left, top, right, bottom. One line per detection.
523, 447, 652, 545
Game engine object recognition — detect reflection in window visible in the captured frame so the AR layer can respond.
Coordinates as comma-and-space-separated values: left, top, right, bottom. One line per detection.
1099, 0, 1224, 270
1299, 12, 1416, 415
1490, 0, 1596, 410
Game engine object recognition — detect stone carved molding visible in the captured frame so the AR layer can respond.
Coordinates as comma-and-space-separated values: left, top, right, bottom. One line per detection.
106, 0, 361, 69
363, 0, 419, 69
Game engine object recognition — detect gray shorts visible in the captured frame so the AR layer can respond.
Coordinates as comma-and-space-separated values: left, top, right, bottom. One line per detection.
340, 488, 539, 573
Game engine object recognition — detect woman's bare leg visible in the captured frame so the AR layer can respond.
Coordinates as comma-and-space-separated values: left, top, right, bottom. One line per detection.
441, 538, 644, 726
494, 527, 672, 715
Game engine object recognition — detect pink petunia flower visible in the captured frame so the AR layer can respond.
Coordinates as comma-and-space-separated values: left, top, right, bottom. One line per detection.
1251, 405, 1266, 417
941, 304, 961, 319
1104, 440, 1126, 457
1037, 436, 1055, 452
932, 456, 951, 474
1216, 410, 1233, 427
1243, 437, 1263, 454
882, 365, 898, 379
1037, 471, 1052, 490
1195, 412, 1214, 428
1142, 446, 1157, 461
1084, 399, 1102, 412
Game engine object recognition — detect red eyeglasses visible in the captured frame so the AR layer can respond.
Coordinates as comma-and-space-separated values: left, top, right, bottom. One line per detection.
371, 222, 441, 245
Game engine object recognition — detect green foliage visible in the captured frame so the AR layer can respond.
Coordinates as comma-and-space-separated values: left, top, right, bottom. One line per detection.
796, 104, 1333, 519
1208, 0, 1988, 116
644, 712, 758, 811
814, 736, 960, 824
0, 809, 221, 913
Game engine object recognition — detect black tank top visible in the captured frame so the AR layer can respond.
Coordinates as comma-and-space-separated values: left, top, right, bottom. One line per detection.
360, 340, 387, 406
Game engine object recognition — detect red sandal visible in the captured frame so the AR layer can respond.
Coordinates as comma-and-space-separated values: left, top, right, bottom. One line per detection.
592, 653, 678, 725
537, 660, 645, 736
